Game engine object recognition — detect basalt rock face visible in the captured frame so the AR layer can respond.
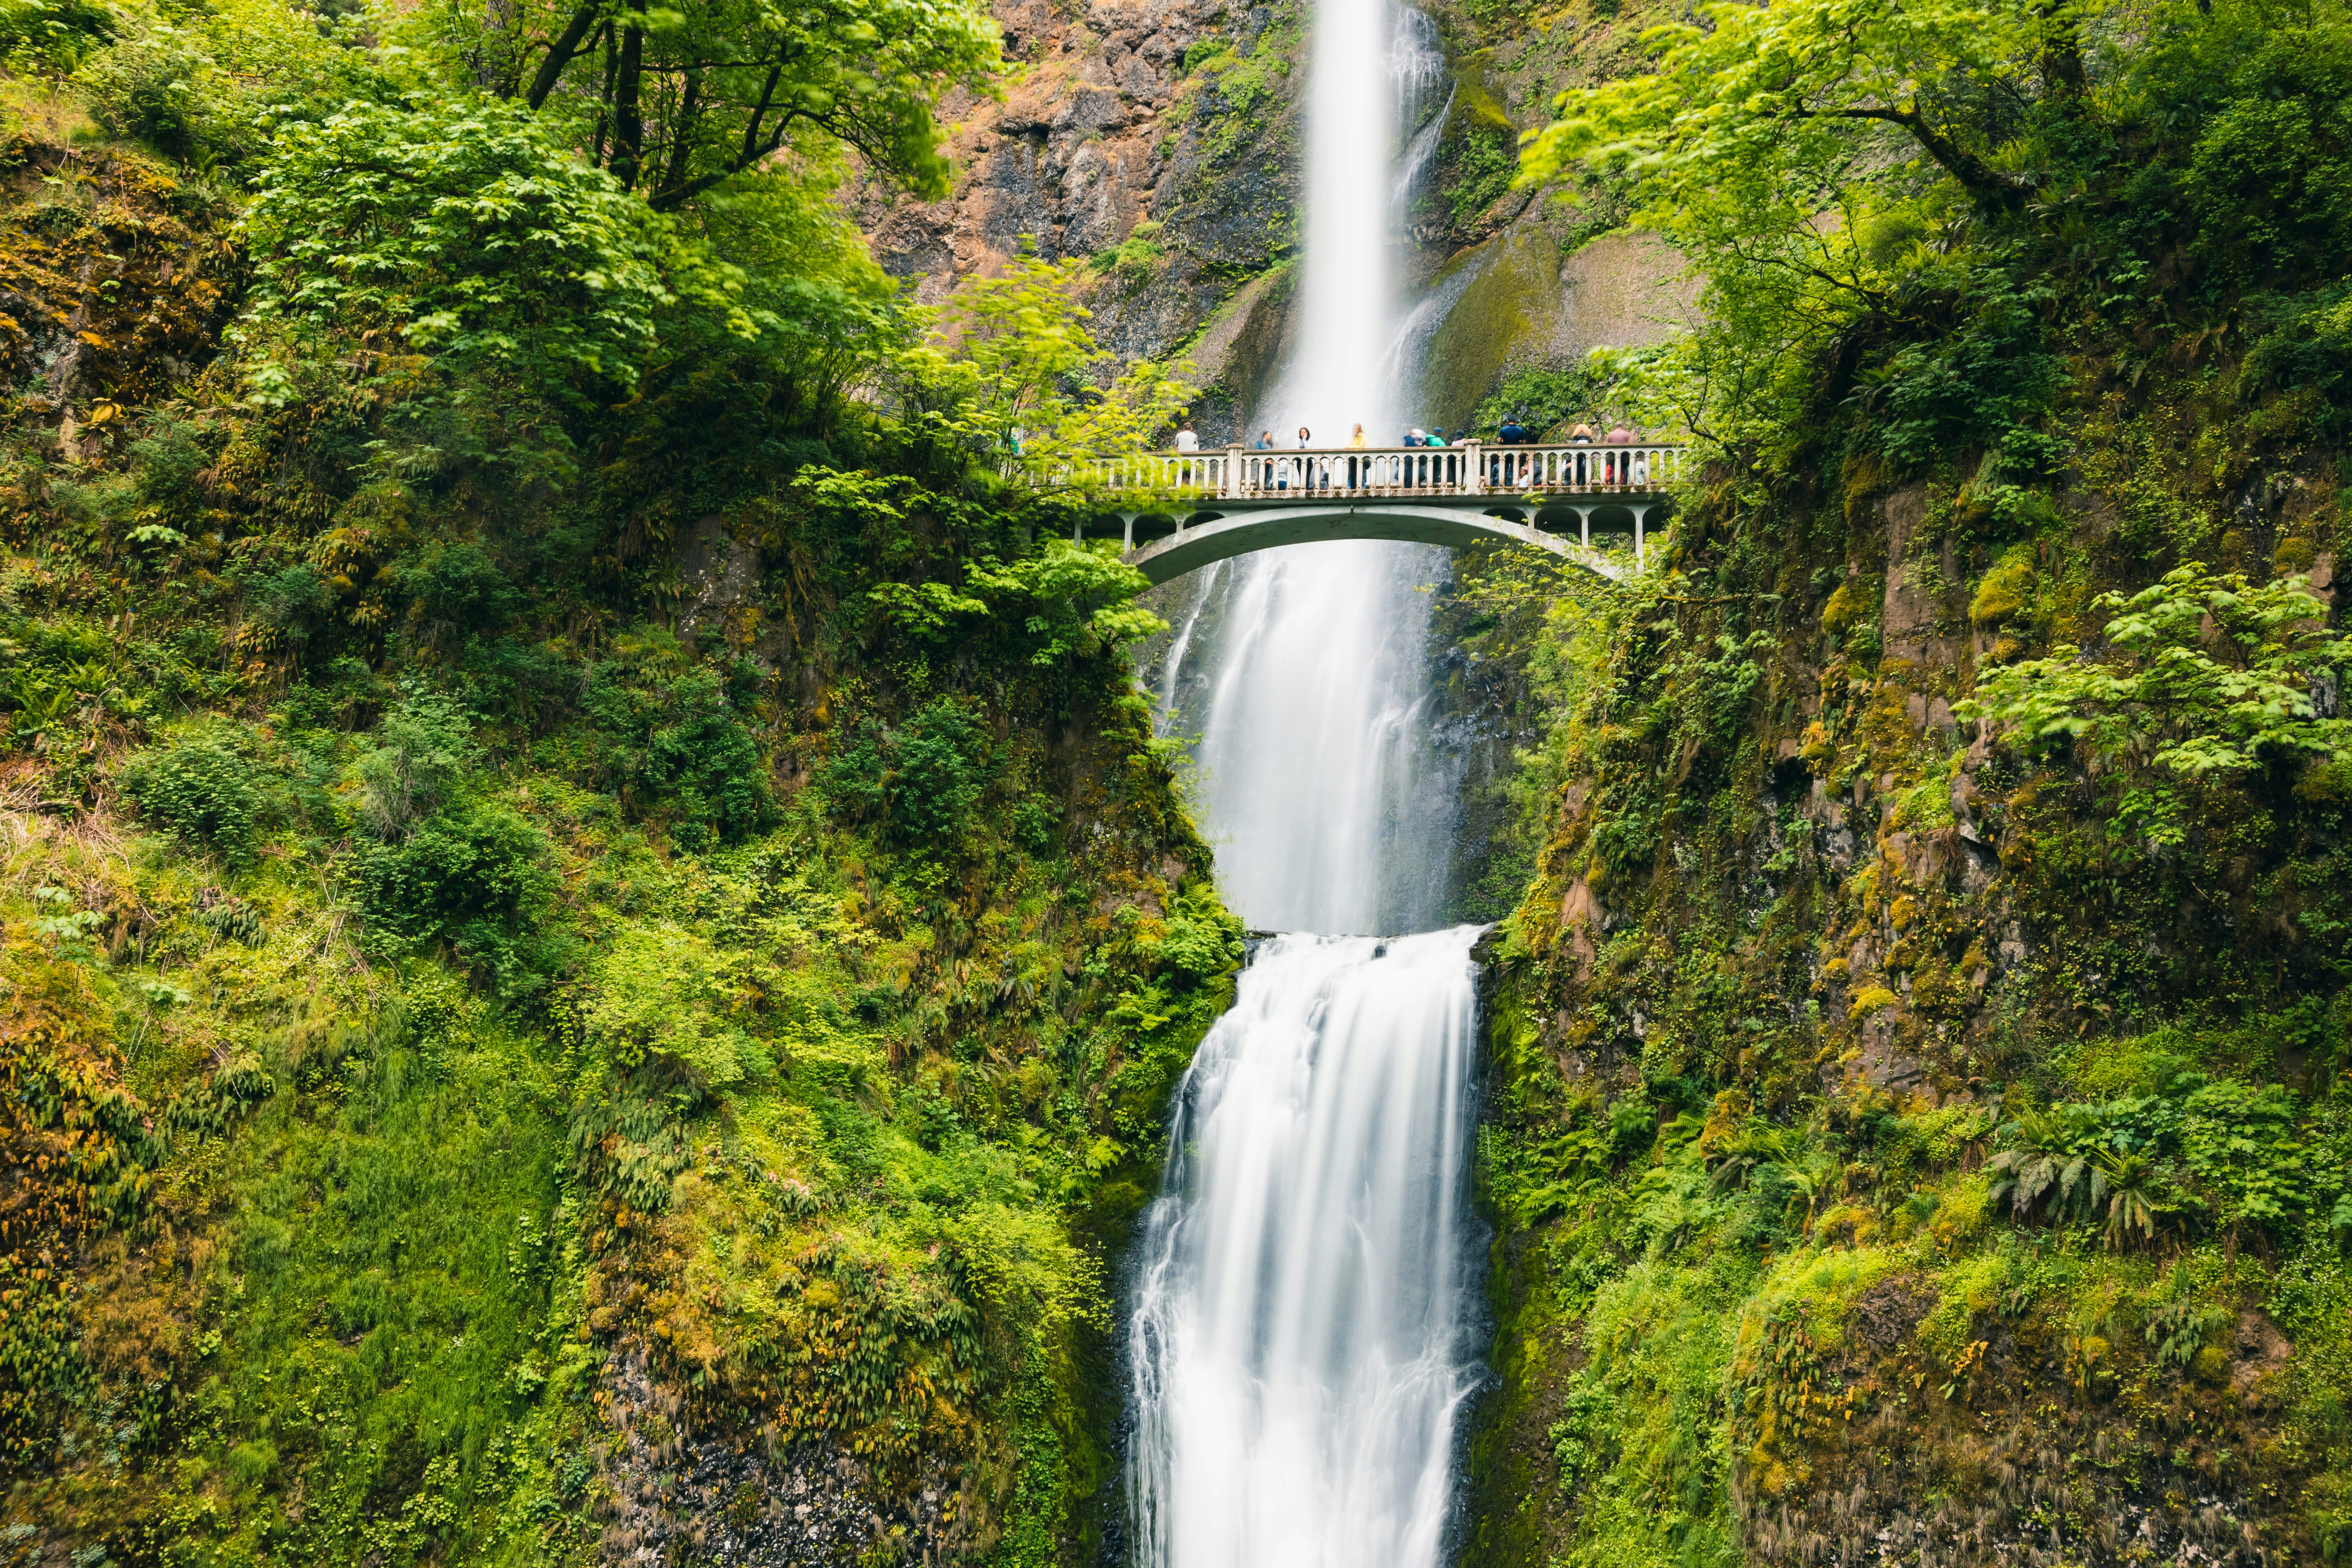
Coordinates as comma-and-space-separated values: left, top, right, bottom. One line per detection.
855, 0, 1307, 442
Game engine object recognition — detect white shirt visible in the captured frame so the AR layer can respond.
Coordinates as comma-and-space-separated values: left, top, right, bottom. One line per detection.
1174, 429, 1199, 452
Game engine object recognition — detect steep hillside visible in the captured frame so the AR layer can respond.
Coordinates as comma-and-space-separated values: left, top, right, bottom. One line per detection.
1454, 2, 2352, 1564
0, 19, 1233, 1564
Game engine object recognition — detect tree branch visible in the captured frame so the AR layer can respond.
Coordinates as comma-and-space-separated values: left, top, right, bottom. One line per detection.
523, 1, 602, 109
1798, 103, 2033, 210
648, 111, 797, 211
658, 68, 702, 196
609, 10, 646, 189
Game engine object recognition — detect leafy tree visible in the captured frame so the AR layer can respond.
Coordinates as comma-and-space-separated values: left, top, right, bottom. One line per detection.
964, 539, 1166, 670
891, 257, 1193, 481
245, 98, 672, 399
402, 0, 999, 208
1958, 564, 2351, 775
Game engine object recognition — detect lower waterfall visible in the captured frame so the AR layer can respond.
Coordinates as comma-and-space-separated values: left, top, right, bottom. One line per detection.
1125, 930, 1483, 1568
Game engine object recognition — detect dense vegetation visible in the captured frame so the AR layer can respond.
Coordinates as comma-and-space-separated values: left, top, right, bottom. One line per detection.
10, 0, 2352, 1560
0, 0, 1229, 1561
1459, 0, 2352, 1563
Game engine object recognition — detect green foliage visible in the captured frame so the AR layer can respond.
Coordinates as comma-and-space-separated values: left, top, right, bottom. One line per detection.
246, 98, 672, 401
1985, 1076, 2336, 1249
355, 801, 558, 975
0, 0, 112, 71
964, 539, 1167, 669
392, 0, 997, 207
75, 0, 361, 167
355, 689, 481, 838
1471, 363, 1610, 442
248, 562, 335, 651
1446, 125, 1516, 229
1546, 1370, 1615, 1491
581, 645, 774, 848
822, 697, 995, 849
579, 922, 771, 1088
401, 541, 521, 648
892, 257, 1194, 481
120, 735, 268, 866
1960, 564, 2352, 775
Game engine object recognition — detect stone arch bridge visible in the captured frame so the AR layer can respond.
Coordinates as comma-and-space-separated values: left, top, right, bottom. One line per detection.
1074, 443, 1686, 585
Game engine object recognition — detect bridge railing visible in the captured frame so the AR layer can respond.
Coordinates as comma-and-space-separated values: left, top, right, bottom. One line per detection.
1081, 443, 1687, 501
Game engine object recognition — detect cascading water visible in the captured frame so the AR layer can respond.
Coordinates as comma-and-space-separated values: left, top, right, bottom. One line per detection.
1125, 0, 1483, 1561
1125, 931, 1482, 1568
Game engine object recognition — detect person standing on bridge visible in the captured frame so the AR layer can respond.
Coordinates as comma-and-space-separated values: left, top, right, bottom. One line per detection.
1348, 423, 1367, 448
1602, 424, 1634, 486
1174, 423, 1199, 453
1255, 430, 1274, 450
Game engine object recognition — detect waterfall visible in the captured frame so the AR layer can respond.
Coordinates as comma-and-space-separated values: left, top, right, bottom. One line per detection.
1125, 0, 1483, 1560
1154, 560, 1223, 728
1186, 543, 1458, 936
1127, 931, 1482, 1568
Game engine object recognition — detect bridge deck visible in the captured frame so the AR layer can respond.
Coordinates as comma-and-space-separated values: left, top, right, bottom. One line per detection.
1075, 443, 1686, 584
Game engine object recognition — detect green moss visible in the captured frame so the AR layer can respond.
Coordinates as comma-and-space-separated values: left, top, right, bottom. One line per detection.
1968, 546, 2036, 624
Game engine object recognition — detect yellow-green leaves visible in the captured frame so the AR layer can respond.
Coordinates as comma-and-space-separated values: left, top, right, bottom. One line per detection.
247, 98, 670, 401
1957, 563, 2351, 775
581, 922, 771, 1087
964, 539, 1166, 668
897, 256, 1193, 484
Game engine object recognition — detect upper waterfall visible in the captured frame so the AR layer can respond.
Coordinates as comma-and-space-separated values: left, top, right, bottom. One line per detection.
1267, 0, 1408, 441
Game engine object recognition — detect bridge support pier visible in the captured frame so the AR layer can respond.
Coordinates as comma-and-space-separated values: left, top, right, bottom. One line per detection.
1570, 505, 1593, 550
1632, 503, 1654, 572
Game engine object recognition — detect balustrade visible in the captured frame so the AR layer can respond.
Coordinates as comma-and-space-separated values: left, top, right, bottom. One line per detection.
1076, 442, 1684, 501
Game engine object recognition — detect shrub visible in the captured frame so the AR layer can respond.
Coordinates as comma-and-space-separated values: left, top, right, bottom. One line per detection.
354, 690, 479, 837
583, 657, 773, 850
579, 924, 771, 1090
822, 698, 995, 849
249, 564, 334, 651
122, 738, 268, 866
401, 542, 521, 650
356, 802, 555, 965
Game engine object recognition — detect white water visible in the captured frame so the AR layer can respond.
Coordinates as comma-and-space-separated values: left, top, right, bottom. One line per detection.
1183, 543, 1458, 935
1126, 2, 1481, 1563
1126, 931, 1483, 1568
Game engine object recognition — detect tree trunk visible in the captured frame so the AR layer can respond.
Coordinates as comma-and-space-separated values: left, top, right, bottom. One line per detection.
609, 15, 646, 189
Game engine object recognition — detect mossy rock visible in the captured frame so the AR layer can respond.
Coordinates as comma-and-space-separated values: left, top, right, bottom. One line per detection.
1415, 229, 1563, 429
